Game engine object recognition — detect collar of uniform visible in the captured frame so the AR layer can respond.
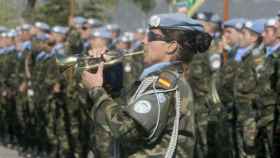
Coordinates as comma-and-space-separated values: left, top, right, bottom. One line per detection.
0, 48, 5, 55
139, 61, 180, 80
49, 43, 64, 58
6, 45, 16, 53
234, 45, 253, 62
20, 40, 32, 51
266, 42, 280, 57
53, 43, 64, 50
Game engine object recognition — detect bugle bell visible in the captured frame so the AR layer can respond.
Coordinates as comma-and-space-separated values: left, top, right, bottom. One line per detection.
56, 50, 144, 79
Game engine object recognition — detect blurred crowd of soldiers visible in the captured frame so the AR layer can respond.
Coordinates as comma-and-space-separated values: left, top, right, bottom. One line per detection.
0, 1, 279, 158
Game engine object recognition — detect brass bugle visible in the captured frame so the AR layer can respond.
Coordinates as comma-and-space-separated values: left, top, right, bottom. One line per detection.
56, 50, 144, 75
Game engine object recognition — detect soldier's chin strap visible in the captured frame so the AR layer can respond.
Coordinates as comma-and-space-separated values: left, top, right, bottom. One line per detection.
165, 89, 181, 158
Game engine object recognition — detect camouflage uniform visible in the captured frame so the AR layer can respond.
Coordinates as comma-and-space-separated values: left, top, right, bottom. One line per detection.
189, 52, 233, 158
267, 48, 280, 158
63, 77, 94, 158
0, 49, 10, 142
2, 48, 20, 145
65, 27, 84, 55
88, 63, 196, 158
224, 45, 276, 158
14, 48, 32, 151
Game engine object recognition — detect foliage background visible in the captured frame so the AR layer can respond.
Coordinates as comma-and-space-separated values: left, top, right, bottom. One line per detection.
0, 0, 279, 30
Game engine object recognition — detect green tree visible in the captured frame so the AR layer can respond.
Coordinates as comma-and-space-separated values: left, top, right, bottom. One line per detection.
78, 0, 117, 22
33, 0, 71, 26
132, 0, 156, 14
22, 0, 37, 22
0, 0, 21, 27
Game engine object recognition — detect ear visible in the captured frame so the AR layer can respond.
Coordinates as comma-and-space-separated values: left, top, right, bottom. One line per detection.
166, 41, 178, 55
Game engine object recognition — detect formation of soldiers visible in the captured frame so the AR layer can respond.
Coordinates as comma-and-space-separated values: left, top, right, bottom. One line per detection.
0, 1, 279, 158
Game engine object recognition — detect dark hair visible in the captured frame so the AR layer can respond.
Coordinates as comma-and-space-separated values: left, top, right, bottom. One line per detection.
161, 29, 212, 62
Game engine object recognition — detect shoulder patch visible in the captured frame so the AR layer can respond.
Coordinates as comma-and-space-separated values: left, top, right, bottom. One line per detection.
134, 100, 152, 114
157, 71, 178, 89
156, 93, 167, 103
254, 57, 263, 65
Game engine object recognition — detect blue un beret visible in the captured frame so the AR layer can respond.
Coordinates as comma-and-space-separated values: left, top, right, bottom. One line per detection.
175, 2, 189, 8
224, 18, 246, 30
243, 19, 266, 34
35, 22, 50, 32
149, 13, 204, 32
265, 18, 278, 28
87, 18, 103, 27
0, 26, 7, 33
73, 16, 87, 28
106, 24, 120, 32
21, 24, 32, 32
196, 12, 221, 24
7, 30, 18, 38
91, 27, 112, 39
52, 26, 69, 35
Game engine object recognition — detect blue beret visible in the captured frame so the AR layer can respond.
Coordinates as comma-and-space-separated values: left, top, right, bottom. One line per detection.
149, 13, 204, 32
124, 32, 134, 41
35, 22, 50, 32
106, 24, 120, 32
117, 35, 131, 43
91, 27, 112, 39
87, 18, 103, 27
52, 26, 69, 35
0, 26, 7, 33
7, 30, 18, 38
265, 18, 278, 28
196, 12, 221, 23
224, 18, 246, 30
21, 24, 32, 31
175, 2, 189, 8
243, 19, 265, 34
36, 33, 50, 41
1, 32, 7, 38
73, 16, 87, 26
136, 28, 146, 33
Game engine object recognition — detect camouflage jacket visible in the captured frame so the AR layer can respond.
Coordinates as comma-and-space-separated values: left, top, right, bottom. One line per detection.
220, 45, 276, 125
89, 63, 195, 158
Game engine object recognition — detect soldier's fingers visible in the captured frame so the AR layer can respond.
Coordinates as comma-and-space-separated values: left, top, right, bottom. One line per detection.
101, 47, 107, 55
82, 71, 91, 79
88, 50, 94, 57
93, 49, 98, 58
93, 50, 97, 58
97, 62, 104, 76
97, 48, 103, 58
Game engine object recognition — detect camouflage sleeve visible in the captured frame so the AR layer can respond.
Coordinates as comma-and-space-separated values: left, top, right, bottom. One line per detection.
89, 87, 144, 140
218, 60, 239, 104
65, 27, 84, 55
189, 53, 212, 97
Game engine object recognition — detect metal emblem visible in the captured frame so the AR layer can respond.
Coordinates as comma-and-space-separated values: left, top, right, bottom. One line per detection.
235, 22, 243, 30
156, 93, 166, 104
134, 100, 152, 114
267, 18, 277, 27
209, 54, 221, 70
245, 21, 253, 28
150, 15, 161, 27
124, 63, 132, 72
27, 89, 34, 97
197, 13, 206, 20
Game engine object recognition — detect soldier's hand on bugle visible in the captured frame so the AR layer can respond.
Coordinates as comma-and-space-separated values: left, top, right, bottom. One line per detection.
82, 62, 104, 89
82, 48, 106, 89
